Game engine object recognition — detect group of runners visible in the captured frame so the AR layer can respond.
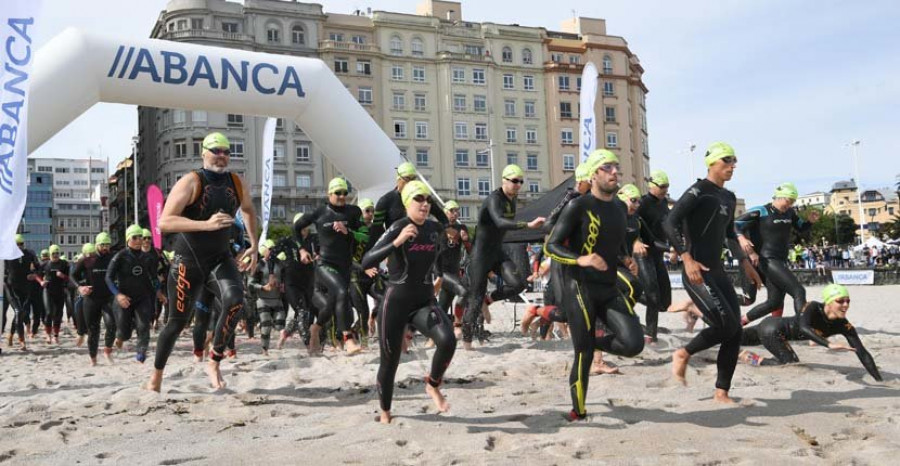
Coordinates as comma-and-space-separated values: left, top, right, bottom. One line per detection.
3, 133, 883, 423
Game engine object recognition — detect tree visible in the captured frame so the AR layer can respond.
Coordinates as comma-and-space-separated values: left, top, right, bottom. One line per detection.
799, 207, 857, 246
885, 214, 900, 240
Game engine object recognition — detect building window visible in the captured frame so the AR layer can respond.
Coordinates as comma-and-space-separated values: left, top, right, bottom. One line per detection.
502, 47, 513, 63
329, 32, 344, 42
605, 106, 617, 123
602, 55, 613, 74
415, 121, 429, 139
506, 152, 518, 166
390, 35, 403, 55
452, 67, 465, 83
295, 174, 311, 188
273, 172, 287, 187
560, 102, 572, 119
412, 65, 426, 82
524, 101, 536, 118
392, 92, 406, 110
391, 64, 404, 81
453, 94, 466, 112
276, 118, 284, 130
551, 52, 563, 63
603, 81, 615, 96
527, 153, 538, 171
561, 129, 574, 145
570, 55, 581, 64
173, 109, 186, 124
454, 122, 468, 140
465, 44, 483, 55
473, 95, 486, 113
272, 205, 286, 219
414, 94, 426, 111
230, 139, 245, 158
563, 154, 575, 171
37, 165, 52, 172
296, 144, 310, 162
474, 123, 488, 141
522, 48, 533, 65
576, 77, 582, 91
416, 148, 429, 167
334, 58, 348, 73
460, 205, 471, 220
292, 25, 305, 44
478, 178, 491, 196
558, 76, 570, 91
411, 37, 425, 56
352, 35, 366, 44
227, 114, 243, 127
222, 22, 238, 33
472, 68, 485, 85
393, 121, 407, 138
606, 132, 618, 148
523, 75, 535, 91
504, 99, 516, 117
503, 74, 514, 90
455, 149, 469, 167
476, 150, 489, 167
192, 110, 207, 122
266, 25, 280, 44
274, 143, 285, 161
457, 178, 471, 196
506, 127, 517, 143
174, 140, 187, 158
528, 182, 540, 193
356, 60, 371, 75
525, 128, 537, 144
357, 87, 373, 105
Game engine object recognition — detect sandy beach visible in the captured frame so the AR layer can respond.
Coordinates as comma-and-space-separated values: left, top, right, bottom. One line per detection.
1, 284, 898, 465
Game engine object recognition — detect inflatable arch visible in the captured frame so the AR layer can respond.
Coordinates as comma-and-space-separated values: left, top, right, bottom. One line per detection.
27, 28, 398, 197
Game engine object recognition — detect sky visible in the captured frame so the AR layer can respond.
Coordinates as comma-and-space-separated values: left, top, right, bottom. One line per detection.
29, 0, 900, 206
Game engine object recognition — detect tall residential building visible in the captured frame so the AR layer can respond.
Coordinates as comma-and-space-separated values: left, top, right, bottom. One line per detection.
827, 180, 899, 237
108, 155, 137, 250
27, 157, 109, 258
19, 172, 54, 253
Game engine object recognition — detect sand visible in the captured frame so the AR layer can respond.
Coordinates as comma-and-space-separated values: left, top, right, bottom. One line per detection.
1, 284, 898, 465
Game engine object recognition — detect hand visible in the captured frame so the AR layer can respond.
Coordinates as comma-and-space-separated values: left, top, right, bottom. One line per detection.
749, 252, 760, 267
392, 224, 419, 247
741, 259, 763, 289
157, 291, 168, 305
433, 276, 443, 296
527, 217, 546, 229
78, 286, 93, 296
526, 272, 537, 283
56, 271, 65, 279
237, 245, 258, 272
459, 229, 469, 242
683, 254, 709, 285
26, 273, 36, 281
738, 236, 755, 258
624, 256, 638, 276
633, 240, 648, 257
828, 342, 856, 352
365, 267, 379, 278
299, 249, 312, 264
262, 283, 274, 292
267, 274, 276, 287
333, 221, 349, 235
808, 211, 821, 223
576, 253, 608, 271
740, 315, 750, 326
205, 212, 234, 231
116, 293, 131, 309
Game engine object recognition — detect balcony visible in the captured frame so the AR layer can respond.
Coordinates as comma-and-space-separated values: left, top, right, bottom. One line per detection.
161, 29, 252, 43
438, 51, 492, 63
320, 40, 380, 53
543, 61, 584, 72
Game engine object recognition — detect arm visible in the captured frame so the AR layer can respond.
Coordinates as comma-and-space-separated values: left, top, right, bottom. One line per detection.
543, 202, 580, 266
843, 325, 883, 381
69, 260, 85, 288
293, 206, 320, 242
798, 305, 831, 347
105, 253, 121, 296
361, 223, 403, 269
734, 207, 761, 238
368, 194, 391, 249
486, 194, 527, 231
725, 201, 746, 262
663, 187, 701, 257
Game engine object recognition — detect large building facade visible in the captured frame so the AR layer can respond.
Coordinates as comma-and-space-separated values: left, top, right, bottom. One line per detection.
20, 172, 55, 253
138, 0, 648, 223
827, 180, 899, 238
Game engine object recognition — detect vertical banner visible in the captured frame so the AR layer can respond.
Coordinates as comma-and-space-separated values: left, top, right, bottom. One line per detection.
258, 117, 276, 247
146, 184, 164, 250
578, 62, 598, 163
0, 1, 42, 260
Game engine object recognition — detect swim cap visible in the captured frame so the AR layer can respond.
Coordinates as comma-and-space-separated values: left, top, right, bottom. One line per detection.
82, 243, 96, 255
574, 163, 591, 183
650, 170, 669, 186
41, 249, 49, 257
328, 177, 349, 194
202, 132, 230, 150
142, 228, 152, 238
264, 239, 276, 249
584, 149, 619, 175
126, 224, 144, 239
822, 284, 850, 305
257, 246, 268, 256
444, 200, 460, 211
48, 244, 60, 254
293, 212, 304, 224
358, 198, 375, 210
704, 142, 736, 167
14, 234, 24, 244
95, 232, 111, 245
501, 164, 525, 180
397, 162, 417, 179
276, 252, 287, 261
618, 184, 641, 202
163, 250, 174, 261
402, 180, 431, 207
773, 182, 799, 201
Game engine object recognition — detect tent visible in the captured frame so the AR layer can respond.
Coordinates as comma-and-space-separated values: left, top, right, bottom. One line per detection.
853, 237, 886, 251
504, 176, 576, 243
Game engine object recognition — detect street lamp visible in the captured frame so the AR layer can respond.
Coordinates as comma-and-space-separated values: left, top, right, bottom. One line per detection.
846, 140, 865, 245
680, 142, 697, 182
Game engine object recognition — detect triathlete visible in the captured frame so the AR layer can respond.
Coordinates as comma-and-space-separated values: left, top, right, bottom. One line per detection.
71, 240, 113, 365
3, 234, 40, 350
435, 200, 470, 324
370, 162, 448, 249
735, 182, 819, 325
38, 245, 69, 344
635, 170, 673, 342
463, 164, 545, 349
349, 198, 384, 345
149, 132, 258, 391
362, 181, 456, 424
544, 150, 644, 421
28, 249, 49, 338
272, 216, 319, 350
663, 142, 762, 404
740, 285, 882, 381
249, 243, 283, 355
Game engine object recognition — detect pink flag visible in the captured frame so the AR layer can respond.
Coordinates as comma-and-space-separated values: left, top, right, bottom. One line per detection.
147, 184, 164, 250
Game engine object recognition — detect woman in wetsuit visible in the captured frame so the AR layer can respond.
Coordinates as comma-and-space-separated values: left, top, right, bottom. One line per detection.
362, 181, 457, 424
740, 284, 882, 381
39, 245, 69, 344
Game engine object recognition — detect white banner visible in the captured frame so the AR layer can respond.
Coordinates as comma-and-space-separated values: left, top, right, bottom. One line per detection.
831, 270, 874, 285
669, 273, 684, 289
578, 62, 598, 163
258, 117, 277, 247
1, 2, 42, 260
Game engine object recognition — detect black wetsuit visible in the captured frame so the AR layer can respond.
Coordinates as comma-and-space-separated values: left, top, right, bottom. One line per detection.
664, 179, 745, 392
3, 248, 40, 342
362, 217, 456, 413
349, 223, 385, 343
250, 258, 285, 351
635, 192, 672, 341
370, 188, 448, 250
741, 301, 882, 380
41, 258, 70, 337
735, 204, 811, 323
271, 232, 319, 344
72, 252, 114, 358
106, 247, 157, 355
435, 223, 469, 319
463, 188, 529, 342
294, 202, 363, 341
545, 194, 644, 418
154, 169, 246, 369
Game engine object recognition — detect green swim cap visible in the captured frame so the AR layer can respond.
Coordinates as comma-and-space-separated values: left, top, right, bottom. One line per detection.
48, 244, 61, 254
704, 142, 736, 167
328, 177, 349, 194
773, 182, 799, 201
402, 180, 431, 207
650, 170, 669, 186
163, 250, 174, 261
444, 200, 460, 211
74, 254, 82, 262
40, 249, 49, 257
618, 184, 641, 202
14, 234, 24, 244
95, 232, 111, 245
202, 132, 230, 150
293, 212, 304, 224
584, 149, 620, 175
358, 198, 374, 211
502, 164, 525, 180
142, 228, 152, 238
263, 239, 276, 249
276, 252, 287, 261
397, 162, 417, 179
126, 224, 144, 239
82, 243, 96, 255
574, 163, 591, 183
822, 284, 850, 305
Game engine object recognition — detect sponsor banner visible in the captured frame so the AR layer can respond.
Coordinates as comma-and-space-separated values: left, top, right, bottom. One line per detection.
669, 273, 684, 289
146, 184, 164, 250
258, 117, 276, 247
578, 62, 598, 163
831, 270, 874, 285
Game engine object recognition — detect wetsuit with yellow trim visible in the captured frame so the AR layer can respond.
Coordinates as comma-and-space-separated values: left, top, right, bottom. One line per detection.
546, 194, 644, 420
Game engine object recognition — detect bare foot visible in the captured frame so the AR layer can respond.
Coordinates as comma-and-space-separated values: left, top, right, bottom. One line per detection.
590, 362, 621, 375
401, 333, 411, 354
482, 303, 492, 324
308, 325, 322, 355
206, 360, 226, 389
368, 318, 376, 335
193, 349, 204, 363
114, 338, 123, 350
262, 348, 269, 356
713, 389, 737, 405
90, 357, 97, 367
76, 335, 85, 347
672, 348, 690, 385
379, 411, 392, 424
454, 327, 462, 340
103, 347, 113, 362
146, 370, 163, 392
52, 336, 60, 345
276, 329, 288, 349
520, 305, 539, 336
424, 338, 435, 348
345, 336, 362, 355
7, 333, 13, 346
463, 341, 473, 351
425, 383, 450, 413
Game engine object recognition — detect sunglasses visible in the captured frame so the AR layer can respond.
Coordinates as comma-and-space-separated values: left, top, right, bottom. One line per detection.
720, 156, 737, 165
834, 298, 850, 305
401, 175, 418, 182
51, 252, 60, 256
333, 190, 349, 196
206, 147, 230, 156
598, 163, 621, 173
364, 208, 374, 213
651, 182, 670, 189
504, 178, 524, 185
129, 235, 143, 240
627, 197, 641, 204
412, 195, 433, 204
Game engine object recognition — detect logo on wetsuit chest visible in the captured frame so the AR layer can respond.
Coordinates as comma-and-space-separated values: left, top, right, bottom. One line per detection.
773, 218, 791, 224
408, 243, 435, 252
719, 205, 729, 216
131, 266, 144, 276
581, 210, 602, 255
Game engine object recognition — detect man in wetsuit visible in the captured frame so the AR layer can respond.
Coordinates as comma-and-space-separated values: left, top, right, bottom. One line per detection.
349, 198, 384, 345
735, 182, 819, 325
272, 215, 319, 350
28, 249, 50, 338
38, 245, 69, 344
4, 234, 40, 350
435, 200, 471, 325
463, 164, 545, 349
74, 233, 116, 363
635, 170, 672, 342
544, 150, 644, 421
663, 142, 762, 404
149, 132, 258, 391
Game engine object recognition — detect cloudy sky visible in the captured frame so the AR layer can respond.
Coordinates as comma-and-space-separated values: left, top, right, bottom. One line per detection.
30, 0, 899, 206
